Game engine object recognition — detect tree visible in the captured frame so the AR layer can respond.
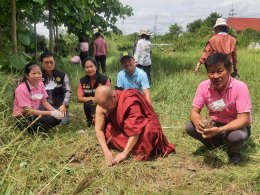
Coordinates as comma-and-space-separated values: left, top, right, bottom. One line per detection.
203, 12, 222, 28
186, 19, 203, 33
11, 0, 17, 54
169, 23, 182, 37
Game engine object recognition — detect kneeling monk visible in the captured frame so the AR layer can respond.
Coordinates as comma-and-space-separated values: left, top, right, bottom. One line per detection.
94, 86, 175, 166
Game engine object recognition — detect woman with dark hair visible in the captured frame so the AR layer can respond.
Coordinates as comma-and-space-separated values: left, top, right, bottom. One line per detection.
195, 18, 238, 77
13, 62, 63, 132
77, 57, 110, 127
134, 28, 152, 85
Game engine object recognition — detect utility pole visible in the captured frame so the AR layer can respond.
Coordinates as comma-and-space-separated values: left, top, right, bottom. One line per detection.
229, 3, 237, 17
154, 15, 158, 36
122, 19, 125, 35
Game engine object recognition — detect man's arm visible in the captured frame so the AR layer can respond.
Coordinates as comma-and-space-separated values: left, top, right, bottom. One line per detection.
143, 89, 152, 104
95, 105, 114, 166
190, 106, 204, 134
113, 134, 139, 164
203, 113, 250, 138
93, 42, 96, 57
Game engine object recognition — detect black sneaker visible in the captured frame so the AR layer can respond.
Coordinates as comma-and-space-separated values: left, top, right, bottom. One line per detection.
228, 152, 241, 164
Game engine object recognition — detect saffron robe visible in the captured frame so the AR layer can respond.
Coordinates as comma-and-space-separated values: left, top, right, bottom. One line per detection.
104, 89, 175, 160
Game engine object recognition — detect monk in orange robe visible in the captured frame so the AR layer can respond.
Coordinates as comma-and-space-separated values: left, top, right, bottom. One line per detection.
95, 86, 175, 166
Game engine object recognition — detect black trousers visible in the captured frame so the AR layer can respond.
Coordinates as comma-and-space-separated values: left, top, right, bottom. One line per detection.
137, 64, 151, 85
15, 115, 60, 133
79, 51, 89, 63
95, 55, 106, 74
185, 121, 251, 154
83, 100, 96, 127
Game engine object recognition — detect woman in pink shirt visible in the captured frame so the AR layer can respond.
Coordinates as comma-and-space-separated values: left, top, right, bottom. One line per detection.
13, 62, 64, 132
186, 53, 252, 164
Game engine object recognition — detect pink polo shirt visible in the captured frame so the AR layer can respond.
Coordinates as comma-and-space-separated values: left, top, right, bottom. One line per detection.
13, 81, 48, 117
193, 77, 252, 124
93, 37, 108, 56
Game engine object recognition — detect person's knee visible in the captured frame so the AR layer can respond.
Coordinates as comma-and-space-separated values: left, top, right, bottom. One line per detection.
226, 129, 248, 144
185, 121, 196, 135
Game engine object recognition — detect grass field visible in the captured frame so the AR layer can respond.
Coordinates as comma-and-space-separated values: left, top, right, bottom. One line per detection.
0, 46, 259, 194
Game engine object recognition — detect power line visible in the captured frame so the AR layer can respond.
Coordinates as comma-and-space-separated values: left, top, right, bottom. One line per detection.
229, 3, 237, 17
154, 15, 158, 36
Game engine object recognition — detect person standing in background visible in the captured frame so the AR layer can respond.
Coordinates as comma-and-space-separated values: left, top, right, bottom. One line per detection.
93, 32, 108, 74
194, 18, 238, 77
134, 28, 152, 85
79, 36, 89, 63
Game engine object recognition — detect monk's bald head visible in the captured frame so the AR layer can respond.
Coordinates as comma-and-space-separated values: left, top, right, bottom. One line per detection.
95, 86, 117, 111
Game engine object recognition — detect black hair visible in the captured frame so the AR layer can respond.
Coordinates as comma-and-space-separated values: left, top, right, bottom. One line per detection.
215, 25, 228, 33
94, 32, 101, 37
79, 36, 86, 42
82, 56, 98, 68
40, 51, 55, 62
205, 53, 232, 71
21, 62, 40, 82
140, 34, 150, 40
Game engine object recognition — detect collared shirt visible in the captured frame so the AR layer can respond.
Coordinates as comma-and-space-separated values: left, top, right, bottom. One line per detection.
193, 77, 252, 124
13, 81, 48, 116
134, 38, 152, 66
117, 67, 150, 91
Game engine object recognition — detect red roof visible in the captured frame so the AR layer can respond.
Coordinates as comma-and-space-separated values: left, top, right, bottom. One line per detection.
226, 17, 260, 32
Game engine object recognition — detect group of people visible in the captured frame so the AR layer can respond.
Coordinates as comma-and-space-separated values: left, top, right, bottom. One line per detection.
77, 32, 108, 74
13, 18, 252, 166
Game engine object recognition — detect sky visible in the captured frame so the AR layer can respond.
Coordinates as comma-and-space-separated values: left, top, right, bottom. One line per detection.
37, 0, 260, 36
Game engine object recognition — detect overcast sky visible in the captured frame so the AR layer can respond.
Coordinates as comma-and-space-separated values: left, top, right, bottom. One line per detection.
37, 0, 260, 36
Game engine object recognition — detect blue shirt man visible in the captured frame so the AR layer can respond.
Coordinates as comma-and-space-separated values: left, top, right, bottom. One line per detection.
116, 51, 152, 104
117, 67, 150, 91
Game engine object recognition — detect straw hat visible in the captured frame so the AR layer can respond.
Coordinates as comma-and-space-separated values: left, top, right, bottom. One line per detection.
139, 28, 151, 36
214, 18, 228, 28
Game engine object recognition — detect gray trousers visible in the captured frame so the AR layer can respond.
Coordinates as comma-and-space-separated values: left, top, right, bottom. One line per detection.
185, 121, 250, 154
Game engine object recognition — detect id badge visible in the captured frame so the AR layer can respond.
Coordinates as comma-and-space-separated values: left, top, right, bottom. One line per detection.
208, 99, 226, 111
31, 93, 43, 100
45, 80, 57, 90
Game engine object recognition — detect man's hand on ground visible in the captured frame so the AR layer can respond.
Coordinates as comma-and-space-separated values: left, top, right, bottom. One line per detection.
112, 152, 128, 165
104, 150, 114, 166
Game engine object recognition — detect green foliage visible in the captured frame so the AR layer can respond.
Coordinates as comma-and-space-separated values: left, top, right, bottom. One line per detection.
168, 23, 183, 37
187, 19, 203, 33
0, 47, 259, 194
0, 52, 31, 71
203, 12, 222, 27
237, 29, 260, 48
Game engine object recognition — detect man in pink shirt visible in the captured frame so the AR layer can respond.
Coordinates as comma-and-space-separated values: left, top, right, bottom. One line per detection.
93, 32, 108, 74
186, 53, 252, 164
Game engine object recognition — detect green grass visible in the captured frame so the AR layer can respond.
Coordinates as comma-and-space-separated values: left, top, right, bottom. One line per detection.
0, 47, 259, 194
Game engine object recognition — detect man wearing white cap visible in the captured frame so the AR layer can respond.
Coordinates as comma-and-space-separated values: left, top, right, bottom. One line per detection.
134, 28, 152, 85
195, 18, 237, 77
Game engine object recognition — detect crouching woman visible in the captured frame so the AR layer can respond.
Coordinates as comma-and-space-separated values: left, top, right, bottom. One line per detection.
13, 62, 64, 132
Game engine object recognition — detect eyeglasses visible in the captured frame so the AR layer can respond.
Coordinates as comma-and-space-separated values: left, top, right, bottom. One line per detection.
43, 61, 54, 65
